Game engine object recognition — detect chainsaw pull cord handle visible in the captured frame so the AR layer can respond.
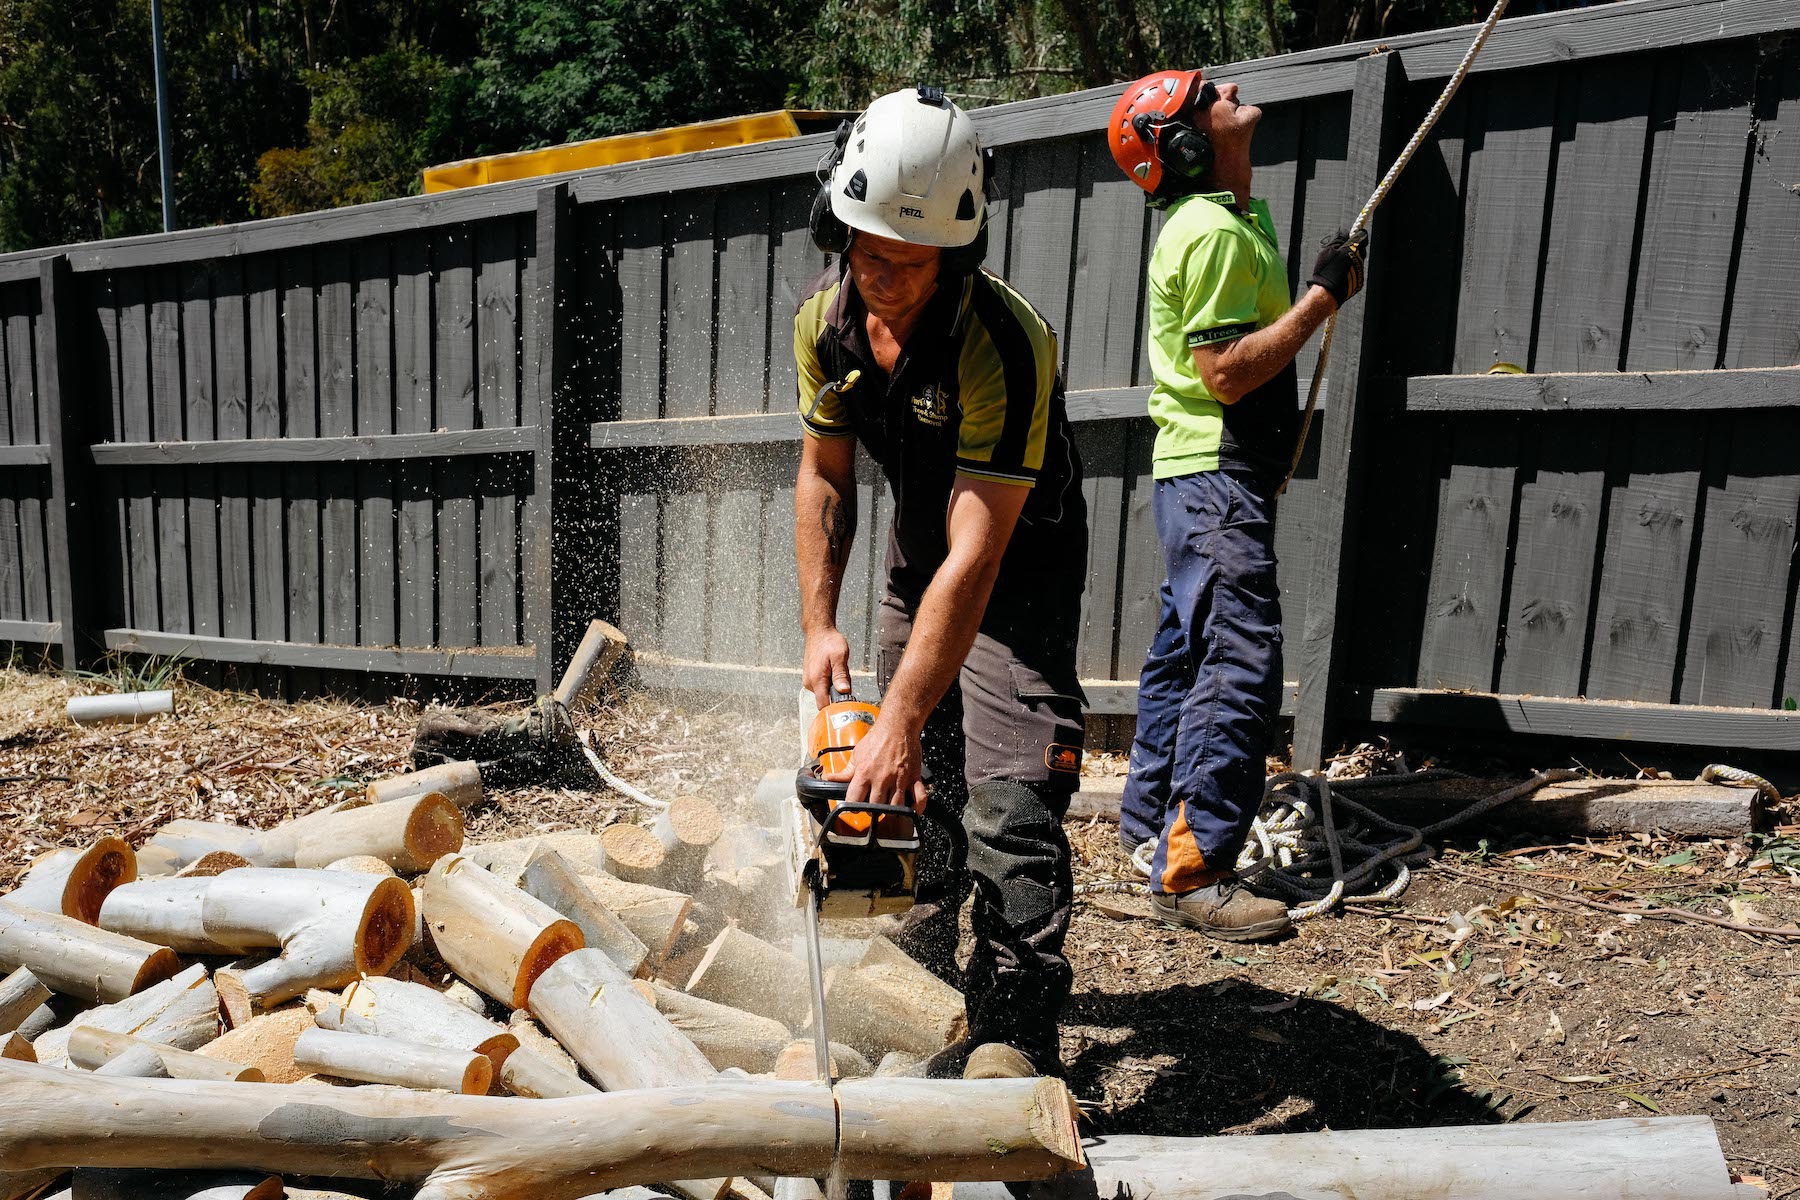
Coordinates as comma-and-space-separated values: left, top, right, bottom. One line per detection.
1277, 0, 1511, 496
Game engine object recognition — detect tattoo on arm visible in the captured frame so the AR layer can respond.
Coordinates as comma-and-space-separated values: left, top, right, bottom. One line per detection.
820, 495, 852, 566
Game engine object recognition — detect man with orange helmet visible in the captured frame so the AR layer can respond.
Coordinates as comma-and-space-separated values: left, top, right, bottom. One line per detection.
1108, 70, 1367, 940
792, 87, 1088, 1078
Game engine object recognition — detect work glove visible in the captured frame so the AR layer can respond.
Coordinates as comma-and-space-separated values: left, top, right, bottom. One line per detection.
1307, 227, 1370, 307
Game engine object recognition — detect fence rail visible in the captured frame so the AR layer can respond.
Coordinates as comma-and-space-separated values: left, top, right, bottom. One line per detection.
2, 0, 1798, 761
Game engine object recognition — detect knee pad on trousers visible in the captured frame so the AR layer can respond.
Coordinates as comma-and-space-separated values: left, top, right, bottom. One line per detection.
964, 779, 1068, 927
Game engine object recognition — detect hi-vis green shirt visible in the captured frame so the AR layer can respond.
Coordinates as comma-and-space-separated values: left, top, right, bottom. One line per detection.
1145, 191, 1300, 481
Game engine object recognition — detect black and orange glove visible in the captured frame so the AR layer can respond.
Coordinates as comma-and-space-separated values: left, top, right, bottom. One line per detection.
1307, 228, 1369, 306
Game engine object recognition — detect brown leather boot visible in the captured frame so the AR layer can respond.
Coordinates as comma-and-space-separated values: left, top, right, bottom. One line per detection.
1152, 878, 1291, 941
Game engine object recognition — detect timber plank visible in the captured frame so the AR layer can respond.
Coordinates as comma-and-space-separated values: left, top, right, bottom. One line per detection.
1497, 415, 1610, 697
117, 271, 158, 630
1375, 82, 1469, 377
1004, 139, 1079, 346
1292, 96, 1349, 388
1362, 686, 1800, 752
1724, 50, 1800, 368
476, 219, 521, 646
354, 239, 396, 648
1112, 422, 1162, 689
664, 191, 717, 419
617, 491, 660, 652
180, 264, 220, 639
394, 232, 436, 649
1679, 411, 1800, 708
151, 268, 189, 635
710, 483, 764, 665
1415, 416, 1521, 690
617, 199, 665, 421
659, 490, 710, 662
1585, 413, 1703, 703
1249, 102, 1304, 298
1453, 68, 1558, 372
1066, 134, 1147, 391
90, 428, 537, 465
0, 472, 16, 623
1628, 45, 1757, 371
212, 260, 253, 641
104, 627, 536, 679
246, 256, 286, 654
281, 250, 321, 666
759, 448, 803, 669
316, 244, 358, 652
88, 274, 131, 636
715, 185, 771, 415
3, 289, 45, 624
1532, 59, 1653, 373
434, 227, 479, 649
769, 181, 824, 415
1074, 421, 1128, 681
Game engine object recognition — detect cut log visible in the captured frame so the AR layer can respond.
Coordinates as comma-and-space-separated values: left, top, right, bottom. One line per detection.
697, 824, 786, 934
1009, 1116, 1743, 1200
552, 618, 629, 708
0, 967, 50, 1034
290, 793, 463, 874
67, 1028, 262, 1082
635, 980, 791, 1072
527, 948, 716, 1090
66, 690, 175, 725
309, 976, 518, 1069
521, 849, 650, 979
465, 832, 606, 886
368, 761, 485, 811
6, 836, 137, 923
771, 1039, 871, 1081
193, 1007, 314, 1084
0, 902, 180, 1004
323, 856, 396, 877
174, 852, 252, 878
820, 936, 967, 1058
575, 872, 691, 962
599, 824, 665, 886
292, 1027, 492, 1094
685, 926, 810, 1028
442, 980, 488, 1015
0, 1062, 1086, 1196
650, 796, 724, 892
26, 963, 216, 1067
99, 870, 415, 1018
1, 1032, 31, 1061
244, 799, 377, 867
499, 1012, 594, 1099
65, 1168, 283, 1200
140, 821, 262, 871
421, 855, 584, 1009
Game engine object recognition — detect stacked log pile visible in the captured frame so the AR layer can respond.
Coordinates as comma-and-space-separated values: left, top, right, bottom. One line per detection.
0, 766, 1085, 1200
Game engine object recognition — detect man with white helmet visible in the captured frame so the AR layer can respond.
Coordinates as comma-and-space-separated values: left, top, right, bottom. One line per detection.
793, 86, 1087, 1079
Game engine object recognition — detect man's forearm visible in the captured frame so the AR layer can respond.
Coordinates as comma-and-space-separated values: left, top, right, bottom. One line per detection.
795, 466, 855, 636
1202, 284, 1337, 404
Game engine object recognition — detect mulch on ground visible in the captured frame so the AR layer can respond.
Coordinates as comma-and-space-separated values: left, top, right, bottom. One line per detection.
3, 664, 1796, 1195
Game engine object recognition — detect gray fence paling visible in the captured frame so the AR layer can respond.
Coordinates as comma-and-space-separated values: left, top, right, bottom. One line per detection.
0, 0, 1797, 761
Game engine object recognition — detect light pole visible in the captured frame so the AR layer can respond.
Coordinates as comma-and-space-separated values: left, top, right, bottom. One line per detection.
150, 0, 177, 231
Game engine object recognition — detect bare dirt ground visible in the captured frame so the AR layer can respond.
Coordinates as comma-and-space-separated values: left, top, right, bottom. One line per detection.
4, 664, 1797, 1194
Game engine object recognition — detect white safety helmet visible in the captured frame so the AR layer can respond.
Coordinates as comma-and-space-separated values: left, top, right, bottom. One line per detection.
811, 86, 990, 252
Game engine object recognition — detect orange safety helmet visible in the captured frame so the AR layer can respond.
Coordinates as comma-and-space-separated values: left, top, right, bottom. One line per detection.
1108, 69, 1216, 199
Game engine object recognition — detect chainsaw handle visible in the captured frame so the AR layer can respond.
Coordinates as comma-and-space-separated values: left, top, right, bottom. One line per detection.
811, 800, 922, 854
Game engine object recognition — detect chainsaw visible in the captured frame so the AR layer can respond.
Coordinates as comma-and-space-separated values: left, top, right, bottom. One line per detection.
788, 688, 922, 1080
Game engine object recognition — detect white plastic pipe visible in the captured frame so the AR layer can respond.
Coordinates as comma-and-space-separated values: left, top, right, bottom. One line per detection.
67, 692, 175, 726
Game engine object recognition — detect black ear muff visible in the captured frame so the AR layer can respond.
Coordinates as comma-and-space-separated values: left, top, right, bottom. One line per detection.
809, 119, 856, 254
1162, 124, 1214, 181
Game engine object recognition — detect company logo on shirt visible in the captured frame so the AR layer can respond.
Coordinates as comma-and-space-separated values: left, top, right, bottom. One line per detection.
910, 385, 948, 427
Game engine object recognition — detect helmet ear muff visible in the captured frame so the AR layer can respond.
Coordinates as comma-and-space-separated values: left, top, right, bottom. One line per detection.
1161, 122, 1214, 183
809, 119, 855, 254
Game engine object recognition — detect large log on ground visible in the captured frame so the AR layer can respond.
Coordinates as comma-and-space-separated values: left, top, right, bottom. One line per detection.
685, 927, 810, 1028
0, 1061, 1084, 1198
636, 981, 792, 1072
98, 870, 415, 1020
527, 948, 716, 1089
368, 761, 485, 811
292, 1027, 492, 1094
67, 1028, 262, 1082
521, 850, 650, 979
289, 794, 464, 873
576, 872, 691, 962
6, 837, 137, 923
599, 825, 666, 885
0, 967, 50, 1033
27, 963, 216, 1066
821, 937, 967, 1058
308, 977, 518, 1069
140, 821, 264, 871
649, 797, 723, 892
422, 855, 584, 1008
0, 902, 180, 1004
64, 1168, 283, 1200
1002, 1116, 1743, 1200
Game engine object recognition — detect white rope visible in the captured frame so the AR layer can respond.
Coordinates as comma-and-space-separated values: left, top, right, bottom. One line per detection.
1278, 0, 1513, 495
1697, 763, 1782, 807
577, 728, 670, 809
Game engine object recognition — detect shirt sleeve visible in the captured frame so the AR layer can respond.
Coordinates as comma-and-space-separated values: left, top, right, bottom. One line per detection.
954, 284, 1057, 488
1179, 227, 1262, 349
794, 292, 853, 438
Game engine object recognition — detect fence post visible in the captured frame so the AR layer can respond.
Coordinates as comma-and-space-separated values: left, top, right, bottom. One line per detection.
35, 253, 94, 672
1292, 51, 1407, 771
527, 183, 575, 694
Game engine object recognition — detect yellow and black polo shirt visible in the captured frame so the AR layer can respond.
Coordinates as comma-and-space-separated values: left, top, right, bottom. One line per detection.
794, 265, 1084, 600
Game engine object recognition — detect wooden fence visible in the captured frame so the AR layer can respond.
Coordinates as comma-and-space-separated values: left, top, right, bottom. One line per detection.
1, 0, 1797, 762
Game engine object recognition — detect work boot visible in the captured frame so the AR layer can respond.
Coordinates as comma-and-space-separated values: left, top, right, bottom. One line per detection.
1152, 878, 1292, 941
963, 1042, 1038, 1080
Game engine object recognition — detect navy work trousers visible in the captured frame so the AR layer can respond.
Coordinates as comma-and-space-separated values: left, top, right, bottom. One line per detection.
1118, 469, 1284, 895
